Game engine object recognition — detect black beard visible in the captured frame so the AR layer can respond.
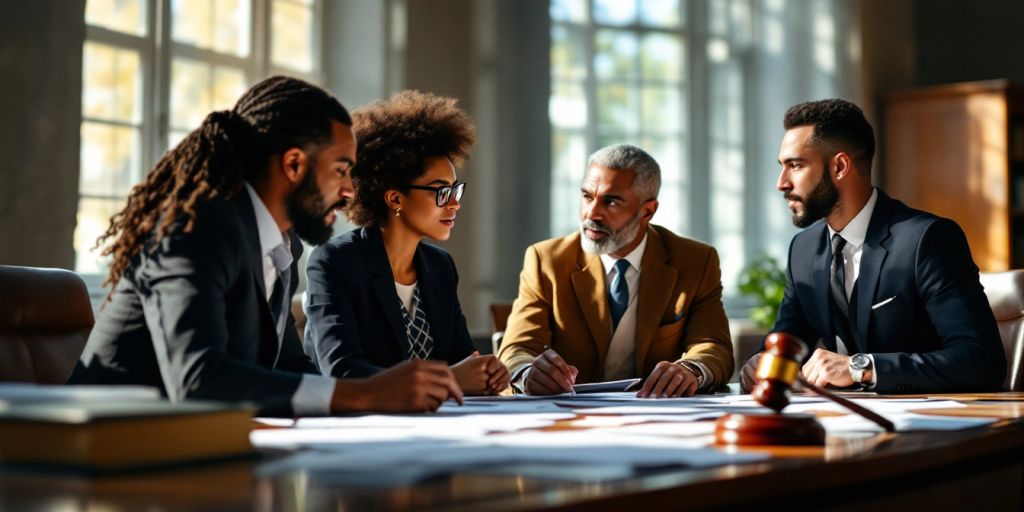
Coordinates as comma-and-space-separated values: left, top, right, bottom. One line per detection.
287, 167, 334, 246
789, 163, 839, 228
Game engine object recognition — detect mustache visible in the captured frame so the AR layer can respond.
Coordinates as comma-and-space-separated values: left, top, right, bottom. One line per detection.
784, 192, 803, 203
581, 220, 611, 235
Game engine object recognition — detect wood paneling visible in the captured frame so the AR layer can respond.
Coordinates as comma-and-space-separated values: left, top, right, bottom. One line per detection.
884, 80, 1024, 270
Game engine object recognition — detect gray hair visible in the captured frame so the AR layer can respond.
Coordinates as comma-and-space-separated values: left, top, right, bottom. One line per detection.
586, 144, 661, 200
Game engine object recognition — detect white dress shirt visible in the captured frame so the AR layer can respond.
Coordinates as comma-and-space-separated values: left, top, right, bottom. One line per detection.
597, 235, 712, 388
826, 187, 878, 387
599, 235, 647, 380
395, 281, 417, 313
245, 183, 334, 415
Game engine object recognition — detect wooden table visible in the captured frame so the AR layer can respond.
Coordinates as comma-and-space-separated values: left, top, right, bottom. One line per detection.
1, 395, 1022, 511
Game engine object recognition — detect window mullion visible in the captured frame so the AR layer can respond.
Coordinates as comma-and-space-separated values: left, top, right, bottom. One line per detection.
153, 0, 172, 158
252, 0, 270, 81
686, 0, 709, 242
583, 3, 598, 159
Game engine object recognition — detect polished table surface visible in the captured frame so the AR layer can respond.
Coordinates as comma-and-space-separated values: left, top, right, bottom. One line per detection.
2, 393, 1023, 511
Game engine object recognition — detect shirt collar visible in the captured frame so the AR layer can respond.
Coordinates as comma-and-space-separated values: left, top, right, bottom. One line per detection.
828, 188, 878, 250
599, 233, 648, 275
244, 182, 286, 257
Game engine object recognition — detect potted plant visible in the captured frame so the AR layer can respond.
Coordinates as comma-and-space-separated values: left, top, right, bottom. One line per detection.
737, 255, 786, 331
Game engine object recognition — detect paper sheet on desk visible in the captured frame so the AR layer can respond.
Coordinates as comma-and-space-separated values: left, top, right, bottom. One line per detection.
820, 412, 996, 433
573, 378, 641, 393
785, 399, 967, 415
255, 429, 769, 484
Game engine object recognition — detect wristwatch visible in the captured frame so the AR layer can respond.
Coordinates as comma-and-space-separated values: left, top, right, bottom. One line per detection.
849, 353, 872, 384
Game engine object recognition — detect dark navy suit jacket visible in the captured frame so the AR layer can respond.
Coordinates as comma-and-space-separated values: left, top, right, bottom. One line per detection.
303, 226, 475, 378
766, 190, 1006, 393
69, 193, 316, 416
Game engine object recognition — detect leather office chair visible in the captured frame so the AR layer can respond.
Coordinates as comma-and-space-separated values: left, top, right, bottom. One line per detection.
0, 265, 94, 383
978, 270, 1024, 391
489, 303, 513, 355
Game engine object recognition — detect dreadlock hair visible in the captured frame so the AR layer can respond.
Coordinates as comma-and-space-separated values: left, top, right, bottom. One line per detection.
96, 75, 352, 289
346, 90, 476, 226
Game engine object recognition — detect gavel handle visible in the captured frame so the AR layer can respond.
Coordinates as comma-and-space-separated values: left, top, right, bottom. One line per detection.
798, 377, 896, 432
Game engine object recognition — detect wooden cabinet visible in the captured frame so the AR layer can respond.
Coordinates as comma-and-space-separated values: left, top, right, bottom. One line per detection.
883, 80, 1024, 271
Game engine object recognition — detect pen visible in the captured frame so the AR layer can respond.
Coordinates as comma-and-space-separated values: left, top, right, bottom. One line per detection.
543, 345, 575, 397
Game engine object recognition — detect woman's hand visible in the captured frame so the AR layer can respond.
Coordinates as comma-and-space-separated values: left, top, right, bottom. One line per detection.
451, 352, 510, 395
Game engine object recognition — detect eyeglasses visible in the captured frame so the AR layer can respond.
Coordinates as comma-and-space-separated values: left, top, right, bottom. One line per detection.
406, 181, 466, 207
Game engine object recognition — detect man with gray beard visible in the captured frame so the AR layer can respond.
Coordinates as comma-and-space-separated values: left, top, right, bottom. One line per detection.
498, 144, 733, 397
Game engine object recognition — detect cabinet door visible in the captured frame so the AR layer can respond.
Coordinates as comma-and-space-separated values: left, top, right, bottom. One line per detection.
885, 91, 1009, 271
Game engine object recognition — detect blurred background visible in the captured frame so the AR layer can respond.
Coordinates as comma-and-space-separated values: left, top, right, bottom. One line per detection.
2, 0, 1023, 340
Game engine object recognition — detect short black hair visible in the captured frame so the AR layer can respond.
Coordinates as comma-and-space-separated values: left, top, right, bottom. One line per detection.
346, 90, 476, 226
783, 99, 875, 174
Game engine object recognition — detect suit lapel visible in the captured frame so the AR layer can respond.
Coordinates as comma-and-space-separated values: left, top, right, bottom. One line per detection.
633, 227, 677, 376
854, 192, 893, 353
363, 226, 412, 357
571, 246, 612, 365
812, 226, 834, 351
234, 192, 281, 367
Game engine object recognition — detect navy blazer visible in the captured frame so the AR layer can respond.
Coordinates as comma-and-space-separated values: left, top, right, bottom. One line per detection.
69, 193, 316, 416
303, 226, 475, 378
767, 190, 1006, 393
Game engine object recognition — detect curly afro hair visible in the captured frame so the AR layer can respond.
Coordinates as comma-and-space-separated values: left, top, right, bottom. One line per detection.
346, 90, 477, 226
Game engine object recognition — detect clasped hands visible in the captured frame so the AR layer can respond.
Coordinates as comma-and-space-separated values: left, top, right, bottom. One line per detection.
525, 348, 701, 398
739, 347, 860, 392
450, 351, 511, 396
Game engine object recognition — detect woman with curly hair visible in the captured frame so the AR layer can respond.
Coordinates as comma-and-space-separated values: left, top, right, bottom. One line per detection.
304, 90, 510, 395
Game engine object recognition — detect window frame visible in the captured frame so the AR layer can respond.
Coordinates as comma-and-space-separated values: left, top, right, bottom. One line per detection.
549, 0, 761, 310
78, 0, 323, 294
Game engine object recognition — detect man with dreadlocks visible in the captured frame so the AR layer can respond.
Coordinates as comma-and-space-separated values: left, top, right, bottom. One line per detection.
69, 76, 463, 416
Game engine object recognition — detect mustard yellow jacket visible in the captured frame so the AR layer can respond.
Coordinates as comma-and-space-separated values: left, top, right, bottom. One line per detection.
498, 225, 734, 388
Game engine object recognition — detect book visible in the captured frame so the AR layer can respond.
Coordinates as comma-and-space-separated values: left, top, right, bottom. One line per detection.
0, 383, 161, 405
0, 400, 254, 471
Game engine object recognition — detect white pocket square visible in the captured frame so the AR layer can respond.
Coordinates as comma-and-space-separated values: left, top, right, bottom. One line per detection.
871, 296, 896, 310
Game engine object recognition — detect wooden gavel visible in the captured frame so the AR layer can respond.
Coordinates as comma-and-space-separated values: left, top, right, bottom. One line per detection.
753, 332, 895, 432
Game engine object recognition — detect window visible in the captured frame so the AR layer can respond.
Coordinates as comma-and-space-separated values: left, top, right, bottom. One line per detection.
550, 0, 688, 240
76, 0, 322, 278
550, 0, 833, 303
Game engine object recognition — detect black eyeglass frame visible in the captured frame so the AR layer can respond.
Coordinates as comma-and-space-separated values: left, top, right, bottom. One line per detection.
406, 181, 466, 207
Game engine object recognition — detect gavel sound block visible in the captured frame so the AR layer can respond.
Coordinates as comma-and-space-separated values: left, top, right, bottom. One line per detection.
714, 332, 827, 446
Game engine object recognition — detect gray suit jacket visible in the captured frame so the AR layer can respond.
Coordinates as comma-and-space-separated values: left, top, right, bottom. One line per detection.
69, 192, 318, 416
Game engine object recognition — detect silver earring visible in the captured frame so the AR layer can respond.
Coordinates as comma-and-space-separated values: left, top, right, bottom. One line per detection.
394, 207, 401, 217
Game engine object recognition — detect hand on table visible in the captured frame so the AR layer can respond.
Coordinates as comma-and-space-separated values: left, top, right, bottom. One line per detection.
636, 361, 699, 398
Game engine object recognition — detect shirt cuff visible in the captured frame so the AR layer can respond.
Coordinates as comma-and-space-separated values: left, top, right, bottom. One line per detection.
292, 374, 335, 416
678, 360, 712, 391
511, 364, 532, 394
865, 354, 878, 389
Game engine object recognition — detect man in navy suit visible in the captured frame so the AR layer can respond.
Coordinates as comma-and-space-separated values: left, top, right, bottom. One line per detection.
740, 99, 1006, 393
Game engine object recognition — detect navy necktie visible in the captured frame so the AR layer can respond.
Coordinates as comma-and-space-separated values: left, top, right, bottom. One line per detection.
609, 259, 631, 332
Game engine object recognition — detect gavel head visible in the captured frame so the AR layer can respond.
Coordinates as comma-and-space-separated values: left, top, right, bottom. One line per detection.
751, 332, 808, 413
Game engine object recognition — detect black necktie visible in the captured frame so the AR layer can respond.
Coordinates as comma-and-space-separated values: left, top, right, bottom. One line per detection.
830, 233, 849, 318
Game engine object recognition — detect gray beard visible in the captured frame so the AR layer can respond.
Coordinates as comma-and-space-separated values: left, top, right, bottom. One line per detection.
579, 210, 645, 256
